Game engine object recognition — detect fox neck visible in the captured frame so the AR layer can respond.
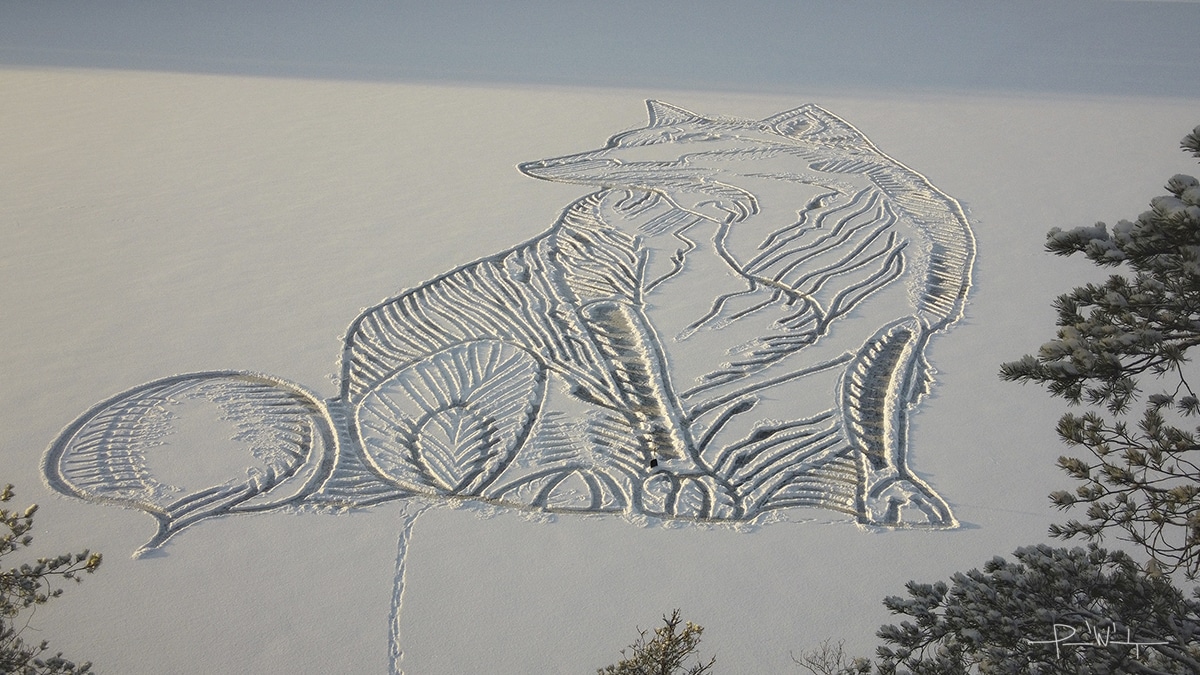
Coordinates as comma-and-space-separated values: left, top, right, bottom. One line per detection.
555, 189, 714, 289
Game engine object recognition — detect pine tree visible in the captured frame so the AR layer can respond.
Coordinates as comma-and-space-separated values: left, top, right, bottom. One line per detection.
871, 544, 1200, 674
1, 484, 102, 674
1000, 125, 1200, 578
796, 125, 1200, 675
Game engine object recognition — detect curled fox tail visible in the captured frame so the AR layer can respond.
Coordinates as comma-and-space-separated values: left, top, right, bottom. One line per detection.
44, 372, 337, 556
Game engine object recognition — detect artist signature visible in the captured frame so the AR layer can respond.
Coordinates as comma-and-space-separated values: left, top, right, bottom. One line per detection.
1025, 621, 1170, 659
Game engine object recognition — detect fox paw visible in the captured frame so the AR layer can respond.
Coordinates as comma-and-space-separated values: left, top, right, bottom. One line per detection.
862, 478, 955, 528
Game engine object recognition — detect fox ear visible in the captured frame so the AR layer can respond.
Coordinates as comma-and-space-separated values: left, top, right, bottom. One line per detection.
763, 105, 870, 147
761, 106, 817, 138
646, 100, 704, 127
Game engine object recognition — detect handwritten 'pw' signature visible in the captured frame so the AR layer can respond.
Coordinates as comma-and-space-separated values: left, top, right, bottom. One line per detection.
1025, 621, 1170, 659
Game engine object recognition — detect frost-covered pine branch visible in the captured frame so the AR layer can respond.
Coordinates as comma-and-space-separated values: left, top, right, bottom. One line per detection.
1, 484, 102, 675
1001, 125, 1200, 578
873, 544, 1200, 674
797, 544, 1200, 674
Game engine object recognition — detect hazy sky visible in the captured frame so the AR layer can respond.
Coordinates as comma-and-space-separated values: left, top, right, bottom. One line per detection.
3, 1, 1198, 96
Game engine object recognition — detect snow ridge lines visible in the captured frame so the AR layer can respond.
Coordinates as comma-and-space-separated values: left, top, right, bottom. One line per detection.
45, 100, 975, 551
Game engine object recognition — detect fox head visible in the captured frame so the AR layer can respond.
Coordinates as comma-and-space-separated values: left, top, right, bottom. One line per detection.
519, 100, 881, 225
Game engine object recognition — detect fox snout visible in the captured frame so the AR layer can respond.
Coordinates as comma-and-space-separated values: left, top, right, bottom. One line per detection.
518, 153, 620, 184
520, 150, 757, 225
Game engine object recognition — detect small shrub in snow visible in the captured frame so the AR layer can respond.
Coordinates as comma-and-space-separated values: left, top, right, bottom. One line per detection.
793, 639, 872, 674
599, 609, 715, 675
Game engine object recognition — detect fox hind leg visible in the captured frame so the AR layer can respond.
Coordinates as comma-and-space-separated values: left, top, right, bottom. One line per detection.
354, 340, 546, 498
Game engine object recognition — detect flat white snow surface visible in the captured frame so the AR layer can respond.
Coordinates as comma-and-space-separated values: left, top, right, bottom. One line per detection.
2, 2, 1200, 673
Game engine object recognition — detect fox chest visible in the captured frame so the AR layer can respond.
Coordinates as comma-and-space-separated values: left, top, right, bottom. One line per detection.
638, 221, 766, 394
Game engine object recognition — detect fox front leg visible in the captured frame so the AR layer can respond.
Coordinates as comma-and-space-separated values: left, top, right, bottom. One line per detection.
842, 318, 954, 528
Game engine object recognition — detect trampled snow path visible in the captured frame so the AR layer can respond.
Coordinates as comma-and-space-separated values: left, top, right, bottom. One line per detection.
43, 102, 975, 672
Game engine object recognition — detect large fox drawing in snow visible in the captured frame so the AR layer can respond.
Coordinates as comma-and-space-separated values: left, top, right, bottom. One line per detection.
45, 101, 975, 554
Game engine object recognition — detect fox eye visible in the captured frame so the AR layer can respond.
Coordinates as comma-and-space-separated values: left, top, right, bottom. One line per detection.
614, 129, 721, 147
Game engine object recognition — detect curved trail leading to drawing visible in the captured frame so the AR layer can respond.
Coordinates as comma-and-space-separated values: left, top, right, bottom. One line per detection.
44, 101, 976, 673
